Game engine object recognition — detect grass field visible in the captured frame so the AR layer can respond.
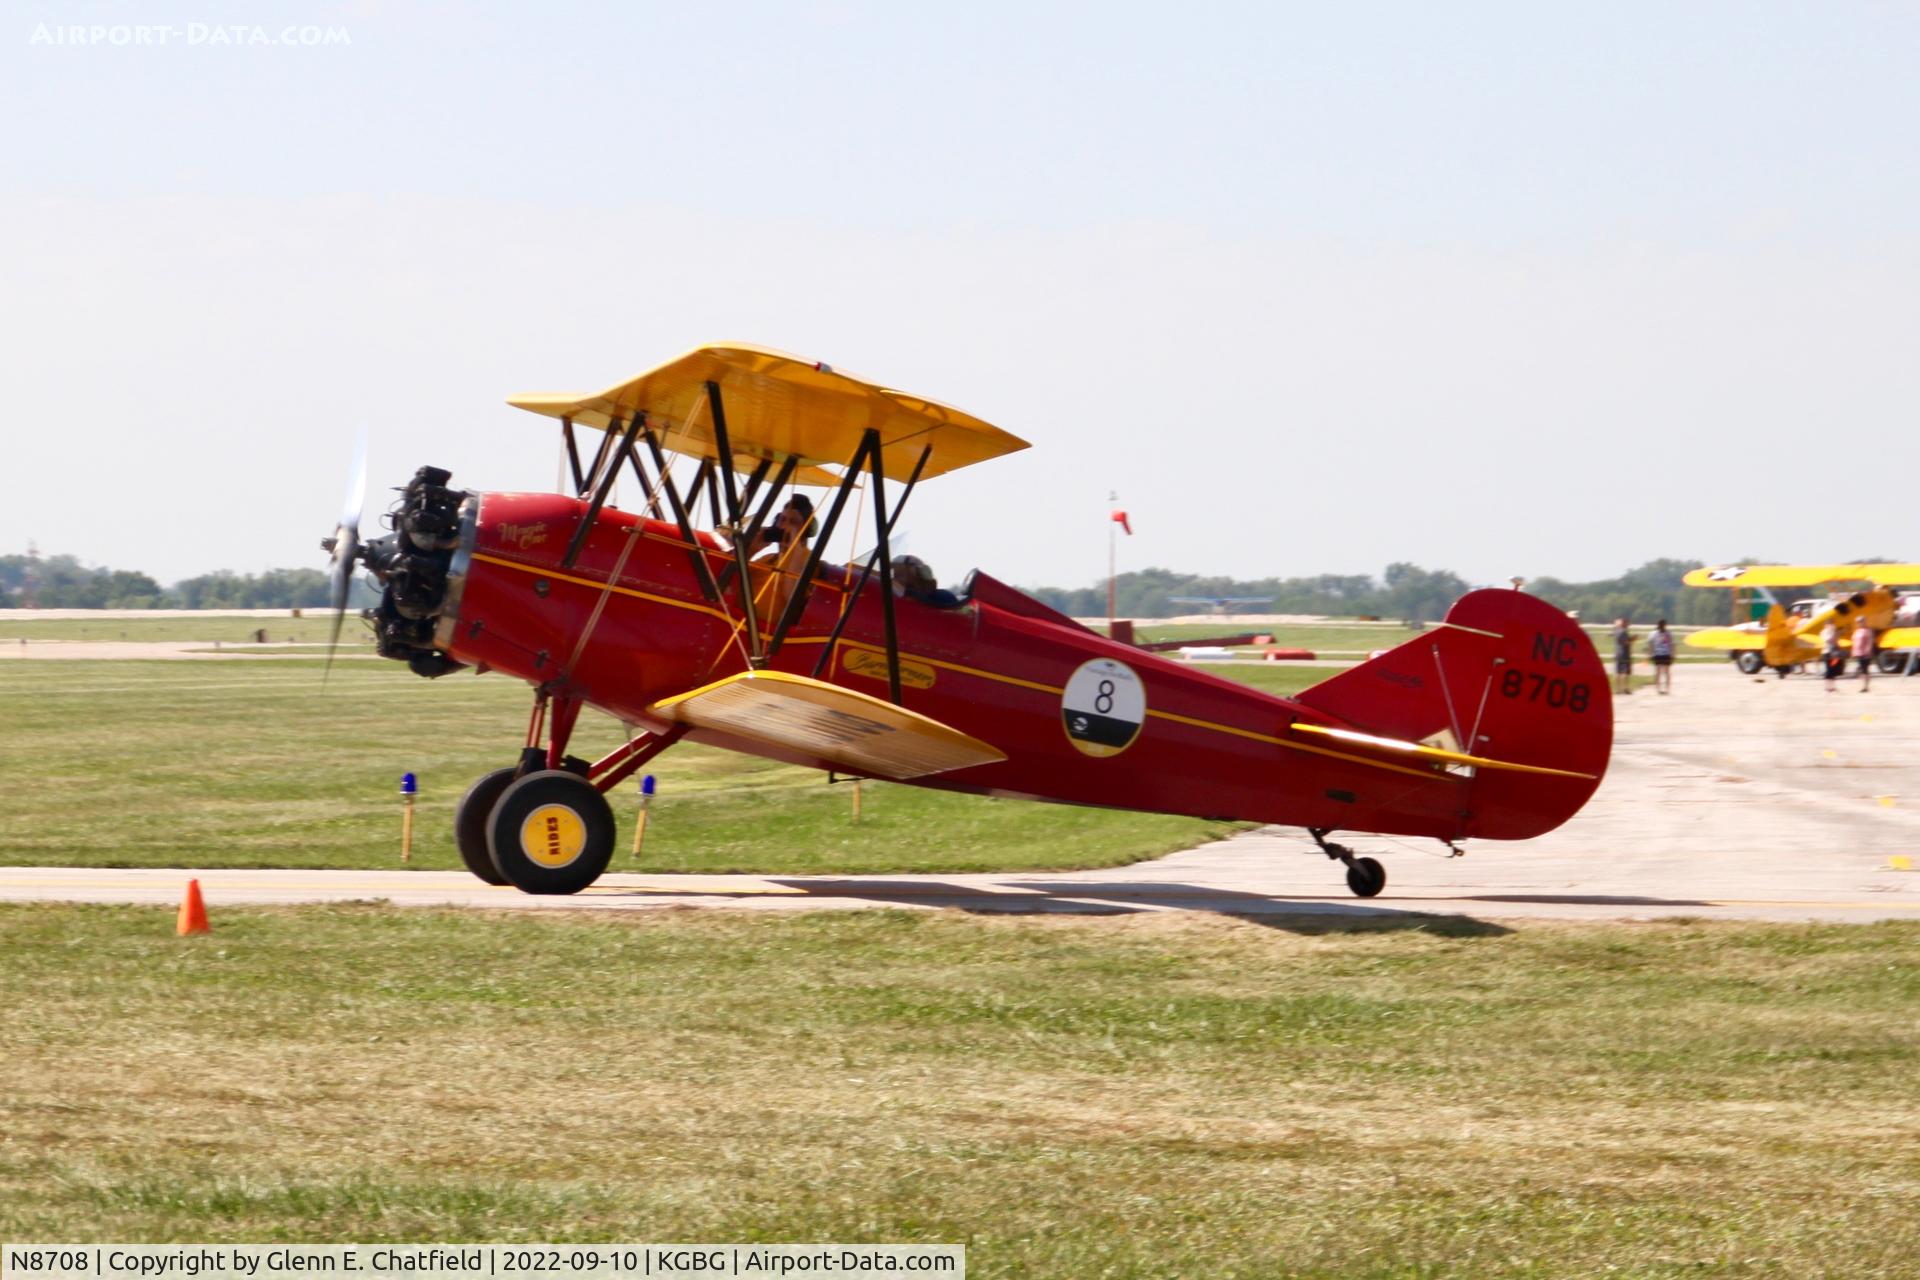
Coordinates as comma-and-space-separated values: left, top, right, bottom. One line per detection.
0, 615, 373, 644
1129, 621, 1424, 651
3, 905, 1915, 1276
8, 615, 1403, 647
0, 659, 1325, 873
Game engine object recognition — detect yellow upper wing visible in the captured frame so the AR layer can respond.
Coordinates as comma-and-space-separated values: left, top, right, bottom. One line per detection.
509, 343, 1029, 483
1684, 564, 1920, 588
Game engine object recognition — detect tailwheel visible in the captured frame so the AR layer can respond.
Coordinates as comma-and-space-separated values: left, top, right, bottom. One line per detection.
453, 767, 518, 885
1309, 828, 1388, 899
1344, 856, 1386, 899
486, 769, 616, 895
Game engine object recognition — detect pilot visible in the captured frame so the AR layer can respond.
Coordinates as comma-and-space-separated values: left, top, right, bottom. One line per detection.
893, 555, 962, 609
746, 494, 814, 562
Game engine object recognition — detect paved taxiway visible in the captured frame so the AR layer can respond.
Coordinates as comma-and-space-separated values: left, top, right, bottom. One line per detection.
5, 664, 1918, 924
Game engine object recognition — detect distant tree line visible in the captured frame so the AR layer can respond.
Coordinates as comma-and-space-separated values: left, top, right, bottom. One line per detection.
1024, 558, 1737, 625
0, 550, 1784, 625
0, 555, 374, 609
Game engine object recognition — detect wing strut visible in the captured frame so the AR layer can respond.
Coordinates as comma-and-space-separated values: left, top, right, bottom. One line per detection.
581, 420, 618, 495
767, 431, 878, 653
706, 381, 744, 532
561, 417, 586, 495
736, 456, 773, 520
621, 440, 664, 519
643, 425, 726, 605
810, 445, 931, 683
724, 458, 798, 663
702, 462, 723, 527
756, 430, 931, 705
561, 414, 643, 569
867, 431, 902, 703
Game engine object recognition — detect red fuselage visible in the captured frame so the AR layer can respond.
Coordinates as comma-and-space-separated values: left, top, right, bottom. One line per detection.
432, 492, 1601, 843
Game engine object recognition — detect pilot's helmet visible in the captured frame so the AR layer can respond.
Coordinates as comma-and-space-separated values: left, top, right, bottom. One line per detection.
893, 555, 936, 596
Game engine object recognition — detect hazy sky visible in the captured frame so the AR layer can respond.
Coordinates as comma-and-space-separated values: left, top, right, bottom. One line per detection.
4, 1, 1918, 591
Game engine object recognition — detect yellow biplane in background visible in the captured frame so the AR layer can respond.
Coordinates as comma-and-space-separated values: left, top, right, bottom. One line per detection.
1683, 564, 1920, 676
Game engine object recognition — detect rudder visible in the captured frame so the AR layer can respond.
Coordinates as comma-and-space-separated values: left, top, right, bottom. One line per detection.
1296, 590, 1613, 840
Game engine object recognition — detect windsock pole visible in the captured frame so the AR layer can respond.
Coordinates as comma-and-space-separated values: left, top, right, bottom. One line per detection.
1107, 490, 1117, 631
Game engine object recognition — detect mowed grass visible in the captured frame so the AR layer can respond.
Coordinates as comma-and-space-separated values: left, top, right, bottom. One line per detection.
1, 615, 371, 644
0, 660, 1295, 874
2, 905, 1917, 1276
1131, 621, 1423, 651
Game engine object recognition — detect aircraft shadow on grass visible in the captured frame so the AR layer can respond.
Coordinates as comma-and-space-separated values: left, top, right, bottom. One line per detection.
1467, 893, 1715, 908
745, 877, 1516, 936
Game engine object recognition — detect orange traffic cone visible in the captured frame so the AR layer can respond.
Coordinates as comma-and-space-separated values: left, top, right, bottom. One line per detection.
176, 879, 210, 936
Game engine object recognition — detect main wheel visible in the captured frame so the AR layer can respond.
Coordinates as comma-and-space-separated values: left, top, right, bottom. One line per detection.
453, 767, 517, 885
486, 769, 616, 895
1877, 651, 1907, 675
1734, 652, 1764, 675
1345, 856, 1386, 898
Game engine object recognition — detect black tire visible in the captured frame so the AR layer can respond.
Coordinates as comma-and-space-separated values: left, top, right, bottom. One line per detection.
1876, 651, 1907, 675
1734, 652, 1764, 675
453, 767, 517, 885
486, 769, 616, 895
1345, 856, 1386, 899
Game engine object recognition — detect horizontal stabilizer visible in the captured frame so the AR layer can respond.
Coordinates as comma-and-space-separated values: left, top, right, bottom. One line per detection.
1290, 722, 1600, 781
648, 670, 1005, 780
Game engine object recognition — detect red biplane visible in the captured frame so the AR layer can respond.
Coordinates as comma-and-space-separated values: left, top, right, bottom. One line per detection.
324, 345, 1612, 897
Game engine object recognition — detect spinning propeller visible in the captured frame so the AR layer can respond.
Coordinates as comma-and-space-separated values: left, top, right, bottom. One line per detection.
320, 433, 368, 681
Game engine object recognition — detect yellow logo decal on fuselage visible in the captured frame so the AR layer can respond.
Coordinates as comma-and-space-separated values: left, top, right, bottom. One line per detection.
839, 647, 937, 690
498, 521, 549, 550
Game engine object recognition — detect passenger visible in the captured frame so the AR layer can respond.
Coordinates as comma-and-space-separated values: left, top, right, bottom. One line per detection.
892, 555, 962, 609
747, 494, 814, 563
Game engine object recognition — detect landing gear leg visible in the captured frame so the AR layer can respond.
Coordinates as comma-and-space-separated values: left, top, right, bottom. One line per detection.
458, 688, 689, 892
1308, 827, 1386, 899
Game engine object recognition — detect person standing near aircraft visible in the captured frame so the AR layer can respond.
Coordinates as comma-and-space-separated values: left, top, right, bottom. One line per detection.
1612, 618, 1634, 695
1822, 619, 1843, 691
1853, 620, 1876, 691
1648, 620, 1674, 694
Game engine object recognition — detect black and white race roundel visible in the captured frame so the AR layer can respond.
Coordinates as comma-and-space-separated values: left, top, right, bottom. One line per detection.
1061, 658, 1146, 758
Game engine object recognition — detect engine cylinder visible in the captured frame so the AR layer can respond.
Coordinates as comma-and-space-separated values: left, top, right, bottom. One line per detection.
364, 466, 470, 677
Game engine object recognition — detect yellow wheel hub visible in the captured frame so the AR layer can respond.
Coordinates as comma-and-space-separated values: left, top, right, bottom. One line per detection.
521, 803, 587, 868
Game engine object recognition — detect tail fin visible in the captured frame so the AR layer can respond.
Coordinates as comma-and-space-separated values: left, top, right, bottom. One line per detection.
1296, 589, 1612, 841
1764, 603, 1796, 665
